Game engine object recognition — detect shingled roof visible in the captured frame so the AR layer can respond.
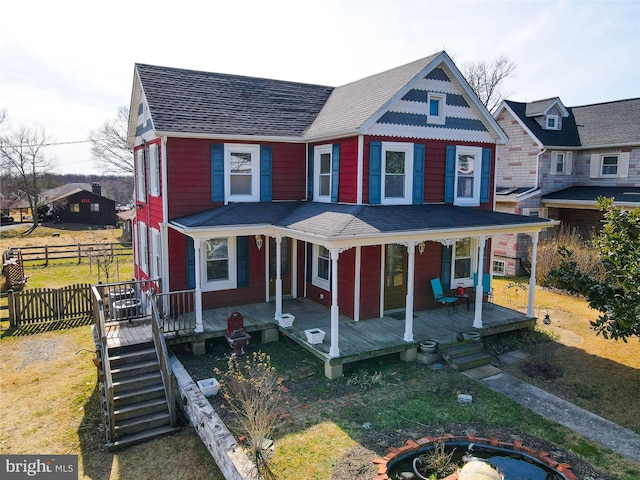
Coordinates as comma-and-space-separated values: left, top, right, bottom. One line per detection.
503, 98, 640, 148
135, 63, 334, 137
171, 201, 551, 240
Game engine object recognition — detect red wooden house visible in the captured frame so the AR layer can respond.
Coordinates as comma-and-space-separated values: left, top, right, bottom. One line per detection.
127, 51, 553, 372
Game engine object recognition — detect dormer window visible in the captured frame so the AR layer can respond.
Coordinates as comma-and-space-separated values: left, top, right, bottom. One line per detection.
546, 114, 559, 130
427, 92, 446, 125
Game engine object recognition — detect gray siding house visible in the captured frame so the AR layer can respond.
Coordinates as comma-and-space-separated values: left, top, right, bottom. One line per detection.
493, 97, 640, 276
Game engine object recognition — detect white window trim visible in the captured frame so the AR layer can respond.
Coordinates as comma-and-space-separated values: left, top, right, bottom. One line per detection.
427, 92, 446, 125
149, 143, 161, 197
453, 145, 483, 207
224, 144, 260, 203
600, 155, 619, 177
492, 260, 506, 276
313, 144, 333, 203
138, 221, 148, 275
312, 244, 331, 291
551, 151, 572, 176
590, 152, 629, 178
381, 141, 414, 205
451, 237, 477, 288
150, 227, 161, 279
546, 114, 559, 130
201, 237, 237, 291
135, 149, 146, 202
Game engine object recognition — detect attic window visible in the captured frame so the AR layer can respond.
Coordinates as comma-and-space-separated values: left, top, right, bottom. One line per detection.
427, 92, 446, 125
546, 115, 559, 130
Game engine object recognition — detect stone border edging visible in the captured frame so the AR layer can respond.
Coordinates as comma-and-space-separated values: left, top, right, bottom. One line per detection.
372, 434, 576, 480
170, 356, 258, 480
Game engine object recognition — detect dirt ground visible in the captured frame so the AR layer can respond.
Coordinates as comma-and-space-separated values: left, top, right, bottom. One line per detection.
175, 336, 614, 480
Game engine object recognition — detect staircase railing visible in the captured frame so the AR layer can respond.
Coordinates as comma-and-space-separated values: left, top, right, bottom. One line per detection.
90, 285, 116, 443
149, 294, 176, 428
152, 289, 196, 334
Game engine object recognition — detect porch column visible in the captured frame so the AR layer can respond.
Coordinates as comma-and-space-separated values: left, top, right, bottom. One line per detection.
274, 235, 283, 319
527, 232, 539, 317
404, 241, 415, 342
291, 239, 298, 298
329, 248, 340, 357
473, 235, 486, 329
354, 246, 361, 322
193, 239, 203, 333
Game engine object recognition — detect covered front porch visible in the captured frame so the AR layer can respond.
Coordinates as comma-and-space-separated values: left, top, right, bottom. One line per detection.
106, 296, 534, 378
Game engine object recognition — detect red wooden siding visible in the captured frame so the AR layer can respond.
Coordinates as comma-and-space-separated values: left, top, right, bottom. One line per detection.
167, 229, 187, 291
272, 143, 307, 200
358, 245, 382, 320
337, 248, 356, 319
362, 136, 495, 207
414, 241, 444, 311
337, 137, 359, 204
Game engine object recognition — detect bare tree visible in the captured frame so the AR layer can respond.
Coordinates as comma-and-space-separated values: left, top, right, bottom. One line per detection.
0, 124, 57, 230
463, 55, 516, 113
89, 107, 133, 187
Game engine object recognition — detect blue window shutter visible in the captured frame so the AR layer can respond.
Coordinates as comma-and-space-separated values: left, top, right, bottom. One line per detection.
186, 237, 195, 289
444, 145, 456, 204
211, 144, 224, 202
237, 236, 249, 287
441, 245, 452, 290
331, 143, 340, 203
369, 141, 382, 204
260, 145, 272, 202
413, 143, 425, 204
480, 148, 492, 203
307, 145, 314, 201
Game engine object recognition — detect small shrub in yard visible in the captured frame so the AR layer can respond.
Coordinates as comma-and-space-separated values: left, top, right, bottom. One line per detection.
214, 352, 282, 479
346, 369, 391, 390
413, 441, 457, 479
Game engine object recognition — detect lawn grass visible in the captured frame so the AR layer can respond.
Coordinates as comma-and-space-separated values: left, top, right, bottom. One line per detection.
0, 325, 225, 480
492, 277, 640, 432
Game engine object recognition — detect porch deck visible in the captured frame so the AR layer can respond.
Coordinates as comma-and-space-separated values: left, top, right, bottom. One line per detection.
105, 298, 534, 370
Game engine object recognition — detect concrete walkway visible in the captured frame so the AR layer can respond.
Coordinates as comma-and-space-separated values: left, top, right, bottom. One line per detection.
464, 364, 640, 463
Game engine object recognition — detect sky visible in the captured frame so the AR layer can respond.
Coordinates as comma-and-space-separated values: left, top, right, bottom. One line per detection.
1, 0, 639, 176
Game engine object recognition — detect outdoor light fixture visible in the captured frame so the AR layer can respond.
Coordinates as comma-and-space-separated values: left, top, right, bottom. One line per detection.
418, 242, 426, 255
255, 234, 263, 250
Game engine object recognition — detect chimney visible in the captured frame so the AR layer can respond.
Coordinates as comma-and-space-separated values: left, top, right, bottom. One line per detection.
91, 183, 102, 196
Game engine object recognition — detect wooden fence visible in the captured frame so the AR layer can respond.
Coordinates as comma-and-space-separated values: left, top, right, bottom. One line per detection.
4, 284, 93, 327
8, 242, 132, 265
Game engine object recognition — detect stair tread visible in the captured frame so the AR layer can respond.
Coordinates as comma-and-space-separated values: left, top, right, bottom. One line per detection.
113, 372, 162, 386
113, 384, 165, 401
108, 426, 179, 450
114, 397, 168, 415
111, 360, 160, 373
110, 347, 156, 360
115, 411, 170, 429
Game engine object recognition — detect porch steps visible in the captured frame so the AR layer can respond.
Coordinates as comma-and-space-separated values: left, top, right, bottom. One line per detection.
105, 342, 178, 449
440, 339, 492, 371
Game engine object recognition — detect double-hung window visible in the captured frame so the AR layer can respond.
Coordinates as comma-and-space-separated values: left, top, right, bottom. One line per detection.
551, 151, 572, 175
427, 92, 446, 125
203, 237, 237, 291
138, 221, 148, 275
601, 156, 618, 176
546, 115, 559, 130
452, 238, 474, 286
312, 244, 331, 290
225, 144, 260, 202
381, 142, 413, 205
149, 143, 161, 197
454, 146, 482, 206
314, 144, 333, 202
90, 203, 100, 212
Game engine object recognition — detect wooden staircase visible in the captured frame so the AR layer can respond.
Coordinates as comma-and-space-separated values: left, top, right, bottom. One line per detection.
103, 341, 178, 449
440, 338, 492, 371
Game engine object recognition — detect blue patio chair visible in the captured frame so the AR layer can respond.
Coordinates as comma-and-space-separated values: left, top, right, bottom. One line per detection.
473, 273, 494, 306
430, 278, 458, 313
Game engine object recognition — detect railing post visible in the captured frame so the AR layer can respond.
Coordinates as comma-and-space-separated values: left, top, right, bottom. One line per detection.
7, 289, 15, 328
44, 245, 49, 267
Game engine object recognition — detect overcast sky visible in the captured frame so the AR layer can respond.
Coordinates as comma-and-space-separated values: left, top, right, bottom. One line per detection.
1, 0, 638, 175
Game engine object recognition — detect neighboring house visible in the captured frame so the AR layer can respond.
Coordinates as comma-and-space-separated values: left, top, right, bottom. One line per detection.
494, 97, 640, 276
43, 183, 117, 225
127, 51, 553, 359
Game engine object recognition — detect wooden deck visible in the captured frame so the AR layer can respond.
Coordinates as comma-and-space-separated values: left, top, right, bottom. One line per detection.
105, 297, 534, 371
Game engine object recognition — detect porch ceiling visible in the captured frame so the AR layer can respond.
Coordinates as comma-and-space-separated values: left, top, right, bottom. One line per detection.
170, 202, 554, 245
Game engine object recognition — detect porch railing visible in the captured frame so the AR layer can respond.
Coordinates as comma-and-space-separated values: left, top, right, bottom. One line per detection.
90, 285, 116, 443
152, 289, 196, 334
93, 279, 161, 325
148, 294, 176, 428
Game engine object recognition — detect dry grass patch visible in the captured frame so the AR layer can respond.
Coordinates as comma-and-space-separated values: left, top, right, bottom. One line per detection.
0, 326, 224, 480
493, 278, 640, 432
